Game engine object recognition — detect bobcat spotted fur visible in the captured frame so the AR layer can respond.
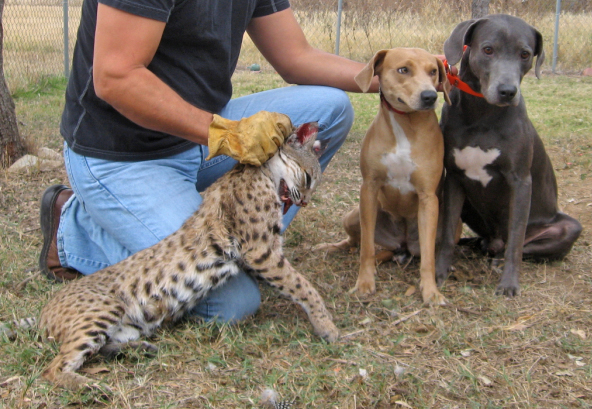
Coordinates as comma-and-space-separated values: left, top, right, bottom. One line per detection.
18, 122, 339, 390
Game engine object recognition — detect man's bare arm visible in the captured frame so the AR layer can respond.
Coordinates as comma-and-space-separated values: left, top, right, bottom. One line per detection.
247, 9, 380, 93
93, 4, 212, 145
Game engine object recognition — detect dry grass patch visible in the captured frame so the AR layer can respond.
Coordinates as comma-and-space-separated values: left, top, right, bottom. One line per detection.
0, 72, 591, 408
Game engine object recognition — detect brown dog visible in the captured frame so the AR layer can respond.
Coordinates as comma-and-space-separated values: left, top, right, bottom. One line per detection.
316, 48, 451, 304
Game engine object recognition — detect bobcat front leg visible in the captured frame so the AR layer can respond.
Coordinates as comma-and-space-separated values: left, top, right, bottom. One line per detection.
247, 250, 339, 342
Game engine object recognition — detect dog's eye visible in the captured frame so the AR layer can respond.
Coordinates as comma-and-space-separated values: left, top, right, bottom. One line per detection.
483, 47, 494, 55
520, 50, 531, 59
430, 68, 438, 76
397, 67, 408, 74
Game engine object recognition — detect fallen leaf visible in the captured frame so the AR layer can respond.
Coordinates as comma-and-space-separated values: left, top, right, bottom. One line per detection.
381, 299, 394, 308
0, 376, 21, 387
460, 349, 472, 357
395, 401, 413, 408
503, 315, 535, 332
554, 371, 574, 377
415, 325, 430, 334
504, 322, 529, 332
570, 328, 587, 340
80, 366, 110, 375
404, 286, 416, 296
359, 368, 368, 379
394, 364, 406, 377
359, 317, 373, 325
478, 375, 493, 386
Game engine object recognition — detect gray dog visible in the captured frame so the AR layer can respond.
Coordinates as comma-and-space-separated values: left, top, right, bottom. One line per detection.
436, 14, 582, 296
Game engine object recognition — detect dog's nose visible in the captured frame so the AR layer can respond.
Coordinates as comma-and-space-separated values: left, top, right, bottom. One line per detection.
420, 90, 438, 106
498, 84, 518, 101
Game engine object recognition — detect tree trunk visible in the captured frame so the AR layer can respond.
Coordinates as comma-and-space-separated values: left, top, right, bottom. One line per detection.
471, 0, 490, 19
0, 0, 26, 167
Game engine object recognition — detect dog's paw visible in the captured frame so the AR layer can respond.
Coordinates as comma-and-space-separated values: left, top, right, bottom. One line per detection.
350, 278, 376, 296
495, 282, 520, 297
436, 270, 450, 287
422, 288, 447, 306
312, 239, 352, 254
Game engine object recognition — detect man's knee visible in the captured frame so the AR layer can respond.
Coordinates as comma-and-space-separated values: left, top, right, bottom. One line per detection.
319, 88, 354, 129
188, 271, 261, 323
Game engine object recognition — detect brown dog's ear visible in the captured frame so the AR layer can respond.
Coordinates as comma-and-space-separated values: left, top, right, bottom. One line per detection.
533, 28, 545, 79
355, 49, 389, 93
436, 58, 452, 105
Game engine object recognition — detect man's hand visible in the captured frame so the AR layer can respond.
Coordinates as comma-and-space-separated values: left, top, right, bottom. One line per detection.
207, 111, 292, 166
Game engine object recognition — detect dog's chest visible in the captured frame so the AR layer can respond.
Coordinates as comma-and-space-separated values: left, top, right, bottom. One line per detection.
381, 114, 417, 194
452, 145, 500, 187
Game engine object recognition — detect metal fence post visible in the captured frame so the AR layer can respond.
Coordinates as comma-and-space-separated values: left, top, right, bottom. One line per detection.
552, 0, 561, 74
63, 0, 69, 78
335, 0, 342, 55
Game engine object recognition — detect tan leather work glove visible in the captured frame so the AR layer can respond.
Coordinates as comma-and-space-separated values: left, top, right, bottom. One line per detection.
206, 111, 293, 166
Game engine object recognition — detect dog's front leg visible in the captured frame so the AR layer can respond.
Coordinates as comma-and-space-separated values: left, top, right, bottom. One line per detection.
417, 190, 446, 305
436, 174, 465, 286
497, 172, 532, 296
352, 180, 381, 295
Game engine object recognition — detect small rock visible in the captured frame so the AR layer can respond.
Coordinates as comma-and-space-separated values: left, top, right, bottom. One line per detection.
39, 159, 63, 172
583, 68, 592, 76
8, 154, 63, 173
37, 147, 62, 161
8, 155, 40, 173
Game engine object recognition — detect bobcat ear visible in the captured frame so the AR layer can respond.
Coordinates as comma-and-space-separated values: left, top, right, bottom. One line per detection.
294, 122, 319, 145
312, 139, 328, 159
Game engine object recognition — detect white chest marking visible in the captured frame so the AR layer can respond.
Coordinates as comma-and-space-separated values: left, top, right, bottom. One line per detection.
381, 113, 416, 194
453, 146, 500, 187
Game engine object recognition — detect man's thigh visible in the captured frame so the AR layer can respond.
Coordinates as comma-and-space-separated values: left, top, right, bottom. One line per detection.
65, 144, 204, 254
219, 85, 352, 133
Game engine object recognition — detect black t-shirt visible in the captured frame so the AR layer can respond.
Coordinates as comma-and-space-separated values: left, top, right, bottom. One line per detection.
60, 0, 290, 161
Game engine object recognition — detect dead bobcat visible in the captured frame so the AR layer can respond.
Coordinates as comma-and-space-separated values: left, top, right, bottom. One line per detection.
30, 122, 338, 389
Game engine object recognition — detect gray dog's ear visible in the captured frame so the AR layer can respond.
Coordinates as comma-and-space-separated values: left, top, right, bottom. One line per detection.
355, 49, 389, 93
533, 28, 545, 79
443, 19, 477, 65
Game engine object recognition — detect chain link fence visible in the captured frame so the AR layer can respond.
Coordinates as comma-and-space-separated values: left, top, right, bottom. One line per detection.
3, 0, 82, 89
3, 0, 591, 90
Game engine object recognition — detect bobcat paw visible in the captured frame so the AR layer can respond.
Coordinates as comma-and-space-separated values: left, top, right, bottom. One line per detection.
314, 320, 339, 343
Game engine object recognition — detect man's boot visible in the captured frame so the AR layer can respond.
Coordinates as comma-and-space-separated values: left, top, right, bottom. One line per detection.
39, 185, 83, 282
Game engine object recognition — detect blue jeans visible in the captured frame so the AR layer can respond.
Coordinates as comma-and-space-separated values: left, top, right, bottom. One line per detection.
58, 85, 354, 323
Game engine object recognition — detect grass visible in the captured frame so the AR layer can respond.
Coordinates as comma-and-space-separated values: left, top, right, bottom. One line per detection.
0, 71, 591, 408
